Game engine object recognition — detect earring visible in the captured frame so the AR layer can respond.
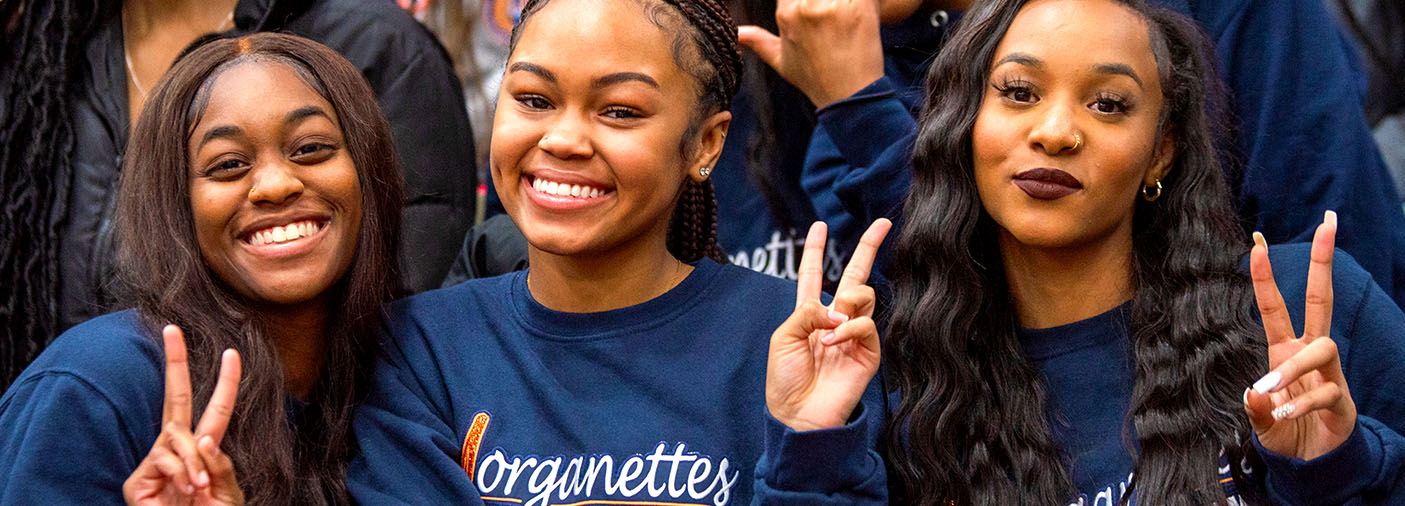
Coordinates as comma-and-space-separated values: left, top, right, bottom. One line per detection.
698, 166, 712, 179
1141, 180, 1162, 201
1072, 133, 1083, 151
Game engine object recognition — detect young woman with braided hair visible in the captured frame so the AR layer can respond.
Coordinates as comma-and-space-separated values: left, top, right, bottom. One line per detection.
346, 0, 888, 504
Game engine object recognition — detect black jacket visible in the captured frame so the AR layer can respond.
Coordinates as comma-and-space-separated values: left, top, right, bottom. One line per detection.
59, 0, 476, 330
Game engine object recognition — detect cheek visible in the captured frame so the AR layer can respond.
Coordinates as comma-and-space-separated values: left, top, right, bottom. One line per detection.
970, 108, 1014, 204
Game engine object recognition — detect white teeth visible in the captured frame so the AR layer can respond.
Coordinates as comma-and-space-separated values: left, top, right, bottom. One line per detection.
530, 176, 607, 200
247, 220, 322, 246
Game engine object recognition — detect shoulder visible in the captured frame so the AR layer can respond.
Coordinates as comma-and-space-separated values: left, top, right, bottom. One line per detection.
385, 274, 517, 336
707, 262, 801, 316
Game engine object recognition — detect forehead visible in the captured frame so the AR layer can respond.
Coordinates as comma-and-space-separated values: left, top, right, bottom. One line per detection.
196, 60, 336, 128
995, 0, 1158, 81
510, 0, 691, 87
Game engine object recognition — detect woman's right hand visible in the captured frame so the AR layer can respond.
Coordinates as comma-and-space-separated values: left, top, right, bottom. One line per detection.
766, 219, 891, 432
123, 325, 244, 506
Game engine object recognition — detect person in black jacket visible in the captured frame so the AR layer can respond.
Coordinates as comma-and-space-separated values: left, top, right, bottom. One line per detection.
0, 0, 476, 388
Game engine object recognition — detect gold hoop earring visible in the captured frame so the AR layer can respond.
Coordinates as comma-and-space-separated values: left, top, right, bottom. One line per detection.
1141, 180, 1162, 201
1072, 134, 1083, 151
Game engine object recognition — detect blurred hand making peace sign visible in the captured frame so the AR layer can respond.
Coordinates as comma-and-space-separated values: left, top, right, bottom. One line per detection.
123, 326, 244, 506
1244, 211, 1358, 460
767, 219, 891, 431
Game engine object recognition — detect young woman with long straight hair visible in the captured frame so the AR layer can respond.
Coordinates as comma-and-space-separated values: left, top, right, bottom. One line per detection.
0, 33, 403, 505
758, 0, 1405, 504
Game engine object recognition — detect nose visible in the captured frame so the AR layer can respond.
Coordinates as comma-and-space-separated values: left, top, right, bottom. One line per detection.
1027, 100, 1081, 156
247, 161, 304, 205
536, 113, 594, 160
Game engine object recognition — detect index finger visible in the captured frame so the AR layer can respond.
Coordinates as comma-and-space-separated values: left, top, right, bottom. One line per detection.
835, 219, 893, 296
194, 349, 242, 447
161, 325, 193, 428
1302, 211, 1336, 340
796, 221, 828, 308
1250, 233, 1296, 346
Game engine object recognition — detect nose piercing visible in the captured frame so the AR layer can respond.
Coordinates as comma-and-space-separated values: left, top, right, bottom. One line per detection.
249, 186, 256, 196
1072, 134, 1083, 151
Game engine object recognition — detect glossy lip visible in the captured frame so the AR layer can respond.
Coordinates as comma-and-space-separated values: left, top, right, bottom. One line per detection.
1013, 167, 1083, 200
236, 211, 333, 260
520, 168, 615, 212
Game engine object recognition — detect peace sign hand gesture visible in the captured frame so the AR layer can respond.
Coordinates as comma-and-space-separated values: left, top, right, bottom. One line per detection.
767, 219, 891, 432
123, 325, 245, 506
1244, 211, 1358, 460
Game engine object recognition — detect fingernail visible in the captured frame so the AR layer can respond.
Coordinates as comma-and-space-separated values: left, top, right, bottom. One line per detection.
1252, 231, 1267, 248
198, 471, 209, 486
187, 484, 195, 495
820, 331, 837, 345
1243, 387, 1250, 406
1324, 210, 1337, 226
1272, 402, 1295, 420
828, 310, 849, 324
1252, 371, 1281, 394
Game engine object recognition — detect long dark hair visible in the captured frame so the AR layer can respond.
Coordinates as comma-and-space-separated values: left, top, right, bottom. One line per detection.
0, 0, 107, 387
114, 33, 403, 506
509, 0, 740, 263
885, 1, 1267, 504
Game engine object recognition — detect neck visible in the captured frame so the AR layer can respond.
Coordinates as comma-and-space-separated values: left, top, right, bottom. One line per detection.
999, 223, 1135, 330
525, 234, 693, 313
260, 298, 329, 400
123, 0, 239, 32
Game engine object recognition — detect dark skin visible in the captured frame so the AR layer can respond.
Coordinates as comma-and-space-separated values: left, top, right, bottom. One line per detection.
491, 0, 729, 313
122, 0, 240, 127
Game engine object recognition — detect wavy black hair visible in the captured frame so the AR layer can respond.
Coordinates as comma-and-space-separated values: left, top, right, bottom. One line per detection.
885, 1, 1268, 504
115, 33, 403, 505
509, 0, 741, 263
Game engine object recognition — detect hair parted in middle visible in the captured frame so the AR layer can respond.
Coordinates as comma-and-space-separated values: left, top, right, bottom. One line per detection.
509, 0, 742, 264
885, 1, 1269, 505
113, 32, 404, 506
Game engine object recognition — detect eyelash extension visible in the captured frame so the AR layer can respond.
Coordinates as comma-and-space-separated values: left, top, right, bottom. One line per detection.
1093, 91, 1134, 113
991, 77, 1034, 93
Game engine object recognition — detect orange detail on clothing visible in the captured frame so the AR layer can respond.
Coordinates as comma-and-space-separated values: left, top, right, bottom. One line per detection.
461, 411, 492, 479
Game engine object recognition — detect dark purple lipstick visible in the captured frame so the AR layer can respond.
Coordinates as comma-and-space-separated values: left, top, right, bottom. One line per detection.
1013, 168, 1083, 200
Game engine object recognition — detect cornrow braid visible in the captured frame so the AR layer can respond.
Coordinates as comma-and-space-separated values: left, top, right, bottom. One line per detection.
510, 0, 741, 265
0, 0, 103, 387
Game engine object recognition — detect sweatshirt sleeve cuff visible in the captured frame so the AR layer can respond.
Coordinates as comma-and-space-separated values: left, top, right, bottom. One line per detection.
814, 76, 918, 169
757, 405, 879, 494
1254, 419, 1381, 504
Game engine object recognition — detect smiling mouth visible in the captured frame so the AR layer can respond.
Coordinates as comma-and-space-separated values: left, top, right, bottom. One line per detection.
529, 175, 612, 200
243, 219, 327, 246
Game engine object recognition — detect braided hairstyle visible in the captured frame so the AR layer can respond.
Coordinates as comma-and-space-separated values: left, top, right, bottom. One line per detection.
0, 0, 105, 387
510, 0, 740, 263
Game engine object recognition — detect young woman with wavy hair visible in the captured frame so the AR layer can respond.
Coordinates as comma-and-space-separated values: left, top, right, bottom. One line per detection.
0, 33, 403, 505
758, 0, 1405, 504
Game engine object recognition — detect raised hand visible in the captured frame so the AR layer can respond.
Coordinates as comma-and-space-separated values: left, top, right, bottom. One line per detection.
767, 219, 891, 432
1244, 211, 1357, 460
736, 0, 884, 108
123, 325, 245, 506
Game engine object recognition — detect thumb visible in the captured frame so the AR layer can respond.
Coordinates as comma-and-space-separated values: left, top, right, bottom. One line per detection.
737, 25, 783, 71
1244, 387, 1276, 434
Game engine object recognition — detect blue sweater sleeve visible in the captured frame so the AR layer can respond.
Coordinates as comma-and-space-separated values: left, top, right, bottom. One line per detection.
1254, 417, 1405, 506
1197, 0, 1405, 307
0, 372, 145, 505
347, 313, 485, 505
802, 76, 916, 264
751, 379, 888, 505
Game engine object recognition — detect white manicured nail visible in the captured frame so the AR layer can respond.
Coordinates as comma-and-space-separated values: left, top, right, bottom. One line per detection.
1325, 210, 1337, 226
1253, 371, 1281, 394
1272, 403, 1296, 420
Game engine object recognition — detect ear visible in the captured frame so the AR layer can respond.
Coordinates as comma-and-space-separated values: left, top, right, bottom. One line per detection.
1145, 130, 1175, 186
687, 110, 731, 183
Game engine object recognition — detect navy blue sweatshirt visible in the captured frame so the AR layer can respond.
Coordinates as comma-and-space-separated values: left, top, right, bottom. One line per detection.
0, 311, 166, 504
754, 244, 1405, 505
349, 259, 802, 506
804, 0, 1405, 309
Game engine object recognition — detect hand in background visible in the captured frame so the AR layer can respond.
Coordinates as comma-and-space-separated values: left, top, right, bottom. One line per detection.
737, 0, 885, 108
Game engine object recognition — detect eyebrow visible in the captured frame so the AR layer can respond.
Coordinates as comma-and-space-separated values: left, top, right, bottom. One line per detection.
1093, 63, 1145, 89
197, 125, 243, 150
509, 61, 659, 90
285, 105, 332, 125
994, 52, 1044, 70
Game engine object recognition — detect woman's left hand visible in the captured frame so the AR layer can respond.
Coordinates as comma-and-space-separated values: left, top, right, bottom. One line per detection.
1245, 211, 1358, 460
